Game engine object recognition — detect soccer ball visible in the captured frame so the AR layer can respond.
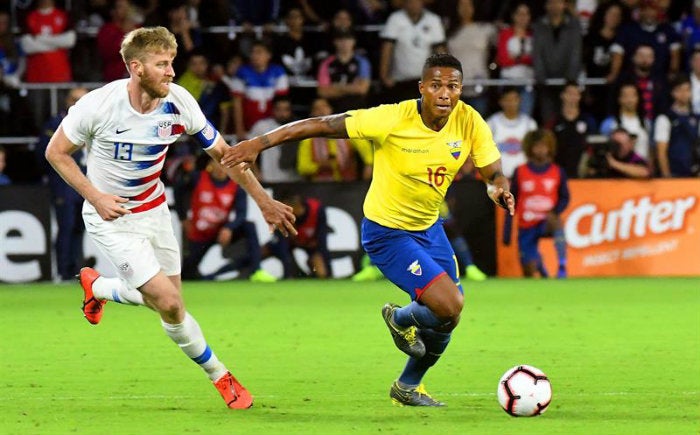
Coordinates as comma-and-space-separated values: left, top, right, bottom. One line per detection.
497, 365, 552, 417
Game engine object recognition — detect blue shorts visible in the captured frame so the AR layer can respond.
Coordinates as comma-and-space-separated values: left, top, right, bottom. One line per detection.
517, 221, 548, 264
361, 218, 462, 301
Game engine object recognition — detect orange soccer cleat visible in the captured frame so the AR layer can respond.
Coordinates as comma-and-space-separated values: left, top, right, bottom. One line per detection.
213, 371, 253, 409
78, 267, 106, 325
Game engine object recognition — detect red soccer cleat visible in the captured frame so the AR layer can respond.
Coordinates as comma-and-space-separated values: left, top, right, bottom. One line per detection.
213, 371, 253, 409
78, 267, 106, 325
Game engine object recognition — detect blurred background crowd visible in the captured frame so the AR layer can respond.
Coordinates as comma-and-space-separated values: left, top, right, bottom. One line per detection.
0, 0, 699, 184
0, 0, 699, 281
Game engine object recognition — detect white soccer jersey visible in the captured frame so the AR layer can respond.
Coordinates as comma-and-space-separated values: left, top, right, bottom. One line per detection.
380, 9, 445, 81
61, 79, 219, 213
486, 112, 537, 178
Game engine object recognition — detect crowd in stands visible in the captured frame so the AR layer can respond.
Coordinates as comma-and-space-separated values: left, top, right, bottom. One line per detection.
1, 0, 698, 280
0, 0, 698, 184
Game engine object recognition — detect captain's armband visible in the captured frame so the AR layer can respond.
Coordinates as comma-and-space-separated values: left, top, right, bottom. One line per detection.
194, 120, 219, 150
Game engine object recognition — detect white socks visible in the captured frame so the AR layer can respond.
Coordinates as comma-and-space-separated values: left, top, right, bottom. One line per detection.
91, 277, 228, 382
161, 312, 228, 382
92, 276, 145, 306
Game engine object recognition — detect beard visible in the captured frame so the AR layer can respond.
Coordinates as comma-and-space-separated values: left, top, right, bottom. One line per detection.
637, 64, 652, 74
140, 72, 170, 99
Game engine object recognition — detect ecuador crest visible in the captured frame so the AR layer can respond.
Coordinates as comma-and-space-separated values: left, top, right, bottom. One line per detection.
447, 140, 462, 159
407, 259, 423, 276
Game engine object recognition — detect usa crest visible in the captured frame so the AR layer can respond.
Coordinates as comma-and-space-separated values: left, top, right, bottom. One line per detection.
157, 120, 173, 138
447, 140, 462, 159
157, 121, 186, 138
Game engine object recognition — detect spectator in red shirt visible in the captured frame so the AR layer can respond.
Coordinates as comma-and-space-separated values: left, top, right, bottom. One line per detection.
96, 0, 140, 81
495, 2, 535, 116
504, 129, 570, 278
179, 159, 277, 282
20, 0, 75, 83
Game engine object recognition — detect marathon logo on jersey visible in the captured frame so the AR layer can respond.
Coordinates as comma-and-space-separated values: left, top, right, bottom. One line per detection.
447, 140, 462, 159
407, 259, 423, 276
157, 121, 186, 138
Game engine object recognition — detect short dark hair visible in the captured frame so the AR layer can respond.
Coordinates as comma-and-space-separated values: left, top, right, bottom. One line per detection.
499, 86, 520, 98
275, 188, 301, 205
634, 43, 654, 54
332, 29, 355, 40
186, 48, 208, 62
562, 79, 580, 90
669, 73, 690, 90
251, 39, 272, 53
611, 126, 634, 138
272, 94, 291, 105
422, 53, 463, 77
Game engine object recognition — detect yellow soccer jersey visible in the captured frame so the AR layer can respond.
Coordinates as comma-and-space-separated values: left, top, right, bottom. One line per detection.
345, 99, 500, 230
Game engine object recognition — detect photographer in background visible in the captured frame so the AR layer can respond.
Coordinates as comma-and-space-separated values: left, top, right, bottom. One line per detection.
583, 127, 651, 179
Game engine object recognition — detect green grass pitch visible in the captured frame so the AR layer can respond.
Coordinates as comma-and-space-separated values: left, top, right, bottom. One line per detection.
1, 277, 698, 435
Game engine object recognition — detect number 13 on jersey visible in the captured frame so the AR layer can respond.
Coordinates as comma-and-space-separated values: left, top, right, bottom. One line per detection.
114, 142, 134, 161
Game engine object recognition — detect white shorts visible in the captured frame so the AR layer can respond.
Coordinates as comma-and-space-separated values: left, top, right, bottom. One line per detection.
83, 202, 180, 288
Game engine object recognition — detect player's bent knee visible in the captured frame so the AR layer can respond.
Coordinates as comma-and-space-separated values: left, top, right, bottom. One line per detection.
430, 300, 463, 324
438, 292, 464, 318
152, 295, 184, 319
421, 278, 464, 320
442, 302, 463, 323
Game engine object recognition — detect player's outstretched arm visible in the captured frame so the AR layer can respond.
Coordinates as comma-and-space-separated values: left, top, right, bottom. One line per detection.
206, 139, 297, 236
45, 125, 131, 221
220, 114, 350, 169
478, 160, 515, 216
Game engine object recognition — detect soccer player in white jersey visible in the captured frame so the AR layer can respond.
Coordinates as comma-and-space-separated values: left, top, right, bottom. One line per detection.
44, 26, 297, 409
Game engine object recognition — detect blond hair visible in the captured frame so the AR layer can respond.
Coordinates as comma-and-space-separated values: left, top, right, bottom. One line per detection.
120, 26, 178, 64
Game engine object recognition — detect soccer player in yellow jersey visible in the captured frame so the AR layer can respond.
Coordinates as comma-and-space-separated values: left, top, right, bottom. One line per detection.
222, 53, 515, 406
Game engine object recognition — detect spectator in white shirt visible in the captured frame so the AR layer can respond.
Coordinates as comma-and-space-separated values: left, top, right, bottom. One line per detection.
378, 0, 446, 103
447, 0, 497, 116
248, 95, 301, 183
487, 86, 538, 178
